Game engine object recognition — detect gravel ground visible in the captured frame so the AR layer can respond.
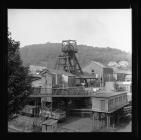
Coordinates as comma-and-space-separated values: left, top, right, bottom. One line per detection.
115, 121, 131, 132
8, 114, 131, 132
57, 117, 93, 132
56, 115, 131, 132
8, 115, 36, 132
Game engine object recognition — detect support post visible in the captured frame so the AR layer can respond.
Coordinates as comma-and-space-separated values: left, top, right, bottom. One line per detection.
112, 120, 115, 129
112, 114, 115, 129
107, 114, 110, 128
109, 115, 110, 128
117, 112, 119, 126
92, 112, 94, 130
100, 113, 102, 129
98, 112, 100, 129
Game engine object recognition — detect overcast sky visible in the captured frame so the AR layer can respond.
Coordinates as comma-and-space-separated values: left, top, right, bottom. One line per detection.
8, 9, 131, 53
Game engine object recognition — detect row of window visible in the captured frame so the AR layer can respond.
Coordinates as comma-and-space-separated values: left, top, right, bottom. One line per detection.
108, 94, 127, 107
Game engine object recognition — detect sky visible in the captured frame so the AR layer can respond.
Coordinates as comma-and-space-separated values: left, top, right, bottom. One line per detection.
8, 9, 131, 53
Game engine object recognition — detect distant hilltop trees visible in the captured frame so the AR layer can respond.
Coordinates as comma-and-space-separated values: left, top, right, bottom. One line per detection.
20, 43, 131, 70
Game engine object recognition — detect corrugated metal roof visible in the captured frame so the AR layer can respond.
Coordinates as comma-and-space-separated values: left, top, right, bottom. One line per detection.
29, 65, 47, 70
93, 91, 127, 98
83, 61, 111, 69
29, 65, 47, 74
39, 68, 52, 75
49, 69, 75, 76
40, 68, 75, 76
91, 61, 106, 68
76, 74, 96, 79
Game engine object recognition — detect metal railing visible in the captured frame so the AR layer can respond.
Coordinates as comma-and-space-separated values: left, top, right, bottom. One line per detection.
32, 87, 93, 96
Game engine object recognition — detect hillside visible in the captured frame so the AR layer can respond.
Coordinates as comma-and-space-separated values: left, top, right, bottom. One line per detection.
20, 42, 131, 69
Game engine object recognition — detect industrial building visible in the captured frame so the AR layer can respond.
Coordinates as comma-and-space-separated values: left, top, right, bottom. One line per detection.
113, 68, 132, 82
21, 40, 131, 132
91, 91, 128, 129
29, 65, 47, 75
82, 61, 114, 86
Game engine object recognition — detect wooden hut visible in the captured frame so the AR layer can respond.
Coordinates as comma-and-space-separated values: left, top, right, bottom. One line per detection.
42, 119, 58, 132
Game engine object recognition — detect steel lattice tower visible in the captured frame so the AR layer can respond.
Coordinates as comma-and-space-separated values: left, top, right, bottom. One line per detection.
55, 40, 83, 75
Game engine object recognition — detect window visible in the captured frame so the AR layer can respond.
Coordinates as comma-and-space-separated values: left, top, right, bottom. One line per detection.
123, 95, 127, 101
115, 97, 118, 103
111, 99, 113, 105
101, 100, 105, 111
119, 96, 122, 102
123, 95, 125, 100
118, 97, 120, 102
109, 99, 112, 105
109, 98, 113, 104
108, 99, 114, 111
108, 99, 112, 106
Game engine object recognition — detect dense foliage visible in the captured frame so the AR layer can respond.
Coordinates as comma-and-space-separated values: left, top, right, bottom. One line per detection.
20, 43, 131, 69
8, 32, 32, 120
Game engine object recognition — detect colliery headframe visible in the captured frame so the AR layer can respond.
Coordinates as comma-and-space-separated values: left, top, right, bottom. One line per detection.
55, 40, 83, 75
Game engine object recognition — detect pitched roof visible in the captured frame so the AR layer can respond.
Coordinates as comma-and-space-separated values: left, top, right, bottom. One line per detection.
29, 65, 47, 74
83, 61, 108, 69
49, 69, 75, 76
40, 68, 75, 76
29, 65, 47, 70
92, 61, 106, 68
30, 74, 42, 82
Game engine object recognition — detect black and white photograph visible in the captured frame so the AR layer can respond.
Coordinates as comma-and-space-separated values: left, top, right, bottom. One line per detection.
8, 9, 132, 132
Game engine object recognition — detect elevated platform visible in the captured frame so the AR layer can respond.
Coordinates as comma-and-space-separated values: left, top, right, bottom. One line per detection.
30, 87, 95, 98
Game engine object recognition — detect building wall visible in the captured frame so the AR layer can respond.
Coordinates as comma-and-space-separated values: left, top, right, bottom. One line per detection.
103, 68, 114, 82
41, 77, 46, 88
83, 62, 103, 79
83, 62, 114, 85
68, 76, 76, 87
117, 73, 126, 81
92, 93, 128, 113
32, 79, 44, 87
92, 98, 101, 111
125, 74, 132, 82
92, 98, 108, 112
52, 74, 56, 87
41, 72, 53, 88
108, 93, 128, 112
39, 72, 53, 94
52, 73, 75, 88
45, 73, 52, 94
116, 81, 131, 92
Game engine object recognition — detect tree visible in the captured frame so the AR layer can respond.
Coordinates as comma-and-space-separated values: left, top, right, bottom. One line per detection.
8, 31, 32, 120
